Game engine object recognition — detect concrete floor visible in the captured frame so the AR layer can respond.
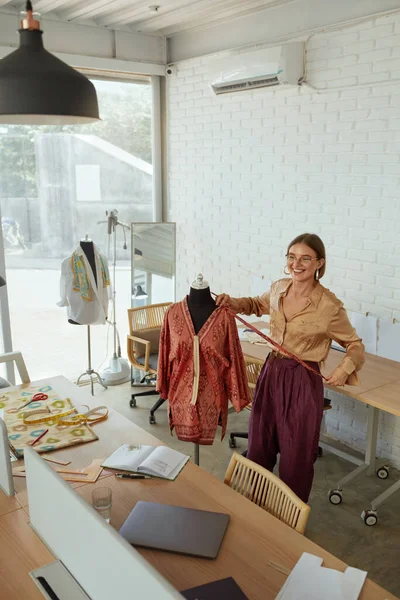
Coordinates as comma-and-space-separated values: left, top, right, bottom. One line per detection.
89, 380, 400, 598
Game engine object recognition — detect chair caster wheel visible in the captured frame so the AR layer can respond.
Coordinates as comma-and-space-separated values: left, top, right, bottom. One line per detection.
130, 397, 137, 408
318, 446, 323, 458
376, 466, 389, 479
362, 509, 378, 526
149, 414, 156, 425
229, 437, 237, 449
328, 489, 342, 505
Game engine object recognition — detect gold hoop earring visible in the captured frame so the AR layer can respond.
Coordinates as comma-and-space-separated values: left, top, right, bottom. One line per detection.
284, 266, 291, 275
315, 269, 320, 281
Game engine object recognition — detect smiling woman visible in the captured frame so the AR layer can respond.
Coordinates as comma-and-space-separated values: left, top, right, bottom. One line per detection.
216, 232, 365, 504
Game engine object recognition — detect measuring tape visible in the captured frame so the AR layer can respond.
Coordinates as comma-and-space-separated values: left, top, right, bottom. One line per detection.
210, 293, 327, 381
23, 405, 109, 427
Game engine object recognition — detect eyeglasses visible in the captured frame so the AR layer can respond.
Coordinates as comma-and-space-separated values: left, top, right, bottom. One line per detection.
286, 253, 320, 265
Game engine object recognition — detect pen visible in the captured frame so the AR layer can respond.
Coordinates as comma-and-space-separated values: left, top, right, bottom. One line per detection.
115, 473, 151, 480
29, 428, 49, 447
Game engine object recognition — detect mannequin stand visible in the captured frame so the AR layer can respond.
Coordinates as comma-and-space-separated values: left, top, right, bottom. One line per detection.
76, 326, 107, 396
194, 444, 199, 466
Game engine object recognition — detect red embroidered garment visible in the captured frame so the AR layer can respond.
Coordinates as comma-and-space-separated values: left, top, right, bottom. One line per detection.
156, 298, 250, 445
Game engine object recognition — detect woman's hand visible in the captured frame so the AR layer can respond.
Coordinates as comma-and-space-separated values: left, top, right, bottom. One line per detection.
325, 366, 348, 387
216, 293, 232, 308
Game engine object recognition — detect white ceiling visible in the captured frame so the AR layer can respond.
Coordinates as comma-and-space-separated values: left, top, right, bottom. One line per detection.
1, 0, 295, 36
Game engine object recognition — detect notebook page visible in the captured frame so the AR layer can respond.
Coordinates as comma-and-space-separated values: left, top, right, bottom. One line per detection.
138, 446, 188, 479
102, 444, 154, 472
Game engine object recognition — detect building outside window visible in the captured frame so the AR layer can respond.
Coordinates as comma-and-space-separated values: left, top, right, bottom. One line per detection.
0, 77, 153, 380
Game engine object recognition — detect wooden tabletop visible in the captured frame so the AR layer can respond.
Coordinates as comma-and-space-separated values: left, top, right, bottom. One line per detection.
358, 380, 400, 416
1, 376, 397, 600
240, 321, 400, 414
0, 509, 55, 600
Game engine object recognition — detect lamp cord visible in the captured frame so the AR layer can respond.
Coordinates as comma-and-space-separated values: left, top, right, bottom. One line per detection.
26, 0, 33, 11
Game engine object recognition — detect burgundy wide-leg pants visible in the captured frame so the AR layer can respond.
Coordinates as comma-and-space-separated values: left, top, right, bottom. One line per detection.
247, 355, 324, 503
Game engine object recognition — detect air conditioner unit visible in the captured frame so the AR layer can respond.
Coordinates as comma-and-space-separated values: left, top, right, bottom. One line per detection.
209, 42, 304, 95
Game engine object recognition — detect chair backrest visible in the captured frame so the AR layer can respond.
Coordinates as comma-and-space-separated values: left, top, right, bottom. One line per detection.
128, 303, 171, 335
224, 452, 310, 534
133, 329, 162, 358
243, 355, 264, 403
0, 351, 30, 385
127, 304, 172, 367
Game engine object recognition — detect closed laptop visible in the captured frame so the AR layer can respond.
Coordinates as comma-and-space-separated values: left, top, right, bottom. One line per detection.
119, 501, 230, 559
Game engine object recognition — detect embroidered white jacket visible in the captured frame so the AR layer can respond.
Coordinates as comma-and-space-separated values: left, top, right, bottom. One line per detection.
57, 243, 112, 325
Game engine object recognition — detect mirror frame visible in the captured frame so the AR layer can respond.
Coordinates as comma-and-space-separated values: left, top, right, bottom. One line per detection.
131, 222, 176, 308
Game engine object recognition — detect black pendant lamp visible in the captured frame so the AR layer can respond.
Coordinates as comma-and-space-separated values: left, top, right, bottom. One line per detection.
0, 1, 99, 125
0, 276, 6, 287
132, 285, 148, 300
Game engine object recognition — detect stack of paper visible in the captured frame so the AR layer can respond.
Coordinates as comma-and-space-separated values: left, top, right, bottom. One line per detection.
276, 553, 367, 600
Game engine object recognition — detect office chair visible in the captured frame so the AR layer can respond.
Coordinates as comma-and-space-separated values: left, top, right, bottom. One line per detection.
224, 452, 310, 534
127, 303, 171, 424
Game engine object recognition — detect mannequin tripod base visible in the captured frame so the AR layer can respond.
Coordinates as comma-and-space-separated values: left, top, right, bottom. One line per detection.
76, 369, 107, 396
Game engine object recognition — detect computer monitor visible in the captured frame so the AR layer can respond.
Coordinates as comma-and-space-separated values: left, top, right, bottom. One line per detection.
24, 447, 183, 600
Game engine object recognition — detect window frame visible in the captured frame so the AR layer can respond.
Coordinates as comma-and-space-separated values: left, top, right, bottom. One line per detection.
0, 70, 163, 380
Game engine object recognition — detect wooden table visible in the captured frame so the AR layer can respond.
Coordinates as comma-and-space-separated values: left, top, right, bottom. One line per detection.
1, 376, 397, 599
240, 322, 400, 524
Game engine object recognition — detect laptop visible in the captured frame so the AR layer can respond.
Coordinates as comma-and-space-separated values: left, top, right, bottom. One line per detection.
119, 501, 230, 559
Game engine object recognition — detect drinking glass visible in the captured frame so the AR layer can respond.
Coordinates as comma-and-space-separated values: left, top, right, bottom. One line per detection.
92, 486, 112, 524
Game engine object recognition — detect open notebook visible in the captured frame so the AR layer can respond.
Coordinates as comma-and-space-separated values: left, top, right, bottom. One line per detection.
102, 444, 190, 481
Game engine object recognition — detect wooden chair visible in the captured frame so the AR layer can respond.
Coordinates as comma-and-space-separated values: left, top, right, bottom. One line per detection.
224, 452, 310, 534
0, 351, 30, 386
229, 355, 264, 449
127, 303, 171, 423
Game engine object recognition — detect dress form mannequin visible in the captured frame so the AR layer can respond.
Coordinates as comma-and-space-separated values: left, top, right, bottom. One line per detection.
69, 235, 107, 393
69, 236, 97, 325
186, 273, 216, 466
187, 274, 216, 334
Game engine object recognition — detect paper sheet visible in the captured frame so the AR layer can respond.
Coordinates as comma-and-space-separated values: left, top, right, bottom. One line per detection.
241, 328, 270, 344
348, 312, 377, 355
377, 319, 400, 361
251, 275, 271, 298
276, 553, 367, 600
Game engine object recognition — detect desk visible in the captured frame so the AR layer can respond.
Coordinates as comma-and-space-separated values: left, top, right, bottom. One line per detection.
1, 376, 397, 599
241, 322, 400, 525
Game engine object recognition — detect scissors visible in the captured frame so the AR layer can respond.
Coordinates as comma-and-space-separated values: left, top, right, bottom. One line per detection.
18, 393, 48, 410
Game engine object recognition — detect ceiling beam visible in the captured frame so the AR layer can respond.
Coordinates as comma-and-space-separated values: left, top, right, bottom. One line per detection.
97, 4, 159, 27
59, 0, 133, 23
34, 0, 74, 12
136, 0, 289, 34
168, 0, 400, 63
0, 11, 166, 66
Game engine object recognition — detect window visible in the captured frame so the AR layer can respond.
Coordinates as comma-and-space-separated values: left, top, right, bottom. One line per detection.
0, 77, 153, 380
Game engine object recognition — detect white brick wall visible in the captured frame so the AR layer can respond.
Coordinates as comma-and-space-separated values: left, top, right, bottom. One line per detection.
166, 14, 400, 465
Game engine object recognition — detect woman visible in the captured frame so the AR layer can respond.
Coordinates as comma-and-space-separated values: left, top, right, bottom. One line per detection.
217, 233, 364, 503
